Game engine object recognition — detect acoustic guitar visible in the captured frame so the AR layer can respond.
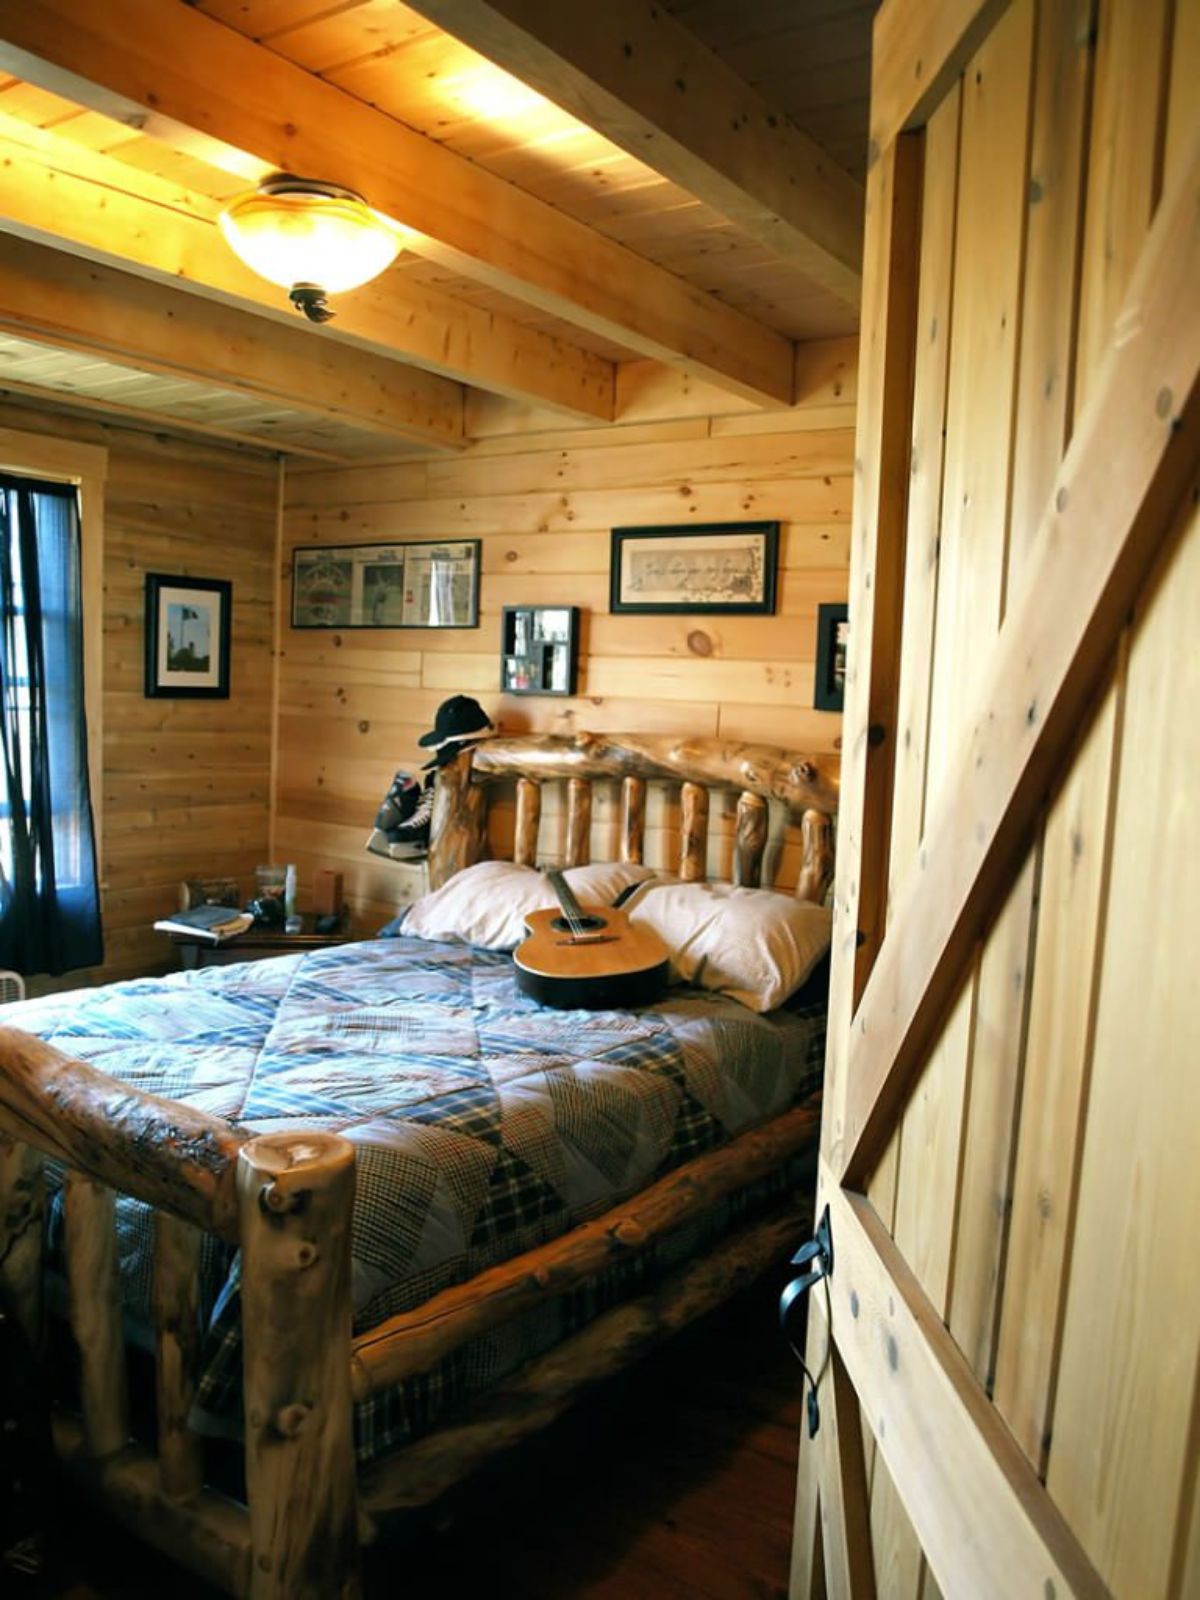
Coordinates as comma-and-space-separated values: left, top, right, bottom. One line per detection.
513, 869, 670, 1010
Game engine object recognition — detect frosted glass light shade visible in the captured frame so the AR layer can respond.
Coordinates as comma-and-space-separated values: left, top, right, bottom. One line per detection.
218, 177, 402, 296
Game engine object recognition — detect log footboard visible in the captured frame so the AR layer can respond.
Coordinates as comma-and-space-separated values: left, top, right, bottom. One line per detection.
0, 1030, 362, 1600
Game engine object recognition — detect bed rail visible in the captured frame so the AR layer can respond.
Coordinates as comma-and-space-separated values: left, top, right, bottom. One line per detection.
350, 1098, 821, 1399
429, 731, 839, 893
0, 1028, 248, 1239
0, 1029, 361, 1599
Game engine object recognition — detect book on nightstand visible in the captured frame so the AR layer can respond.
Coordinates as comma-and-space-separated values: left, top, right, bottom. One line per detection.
154, 905, 255, 943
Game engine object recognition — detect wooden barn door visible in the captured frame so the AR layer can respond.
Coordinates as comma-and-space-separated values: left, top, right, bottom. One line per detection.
791, 0, 1199, 1595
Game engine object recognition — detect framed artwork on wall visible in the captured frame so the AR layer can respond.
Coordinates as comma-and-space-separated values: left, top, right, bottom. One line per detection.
291, 539, 481, 629
144, 573, 231, 699
814, 602, 849, 712
609, 521, 779, 615
501, 605, 579, 695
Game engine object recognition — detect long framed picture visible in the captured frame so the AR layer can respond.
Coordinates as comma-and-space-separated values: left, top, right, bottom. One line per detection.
144, 574, 231, 699
291, 539, 481, 629
609, 521, 779, 614
814, 601, 849, 712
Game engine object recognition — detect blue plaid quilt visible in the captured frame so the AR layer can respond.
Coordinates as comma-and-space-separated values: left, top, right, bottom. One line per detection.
6, 937, 824, 1461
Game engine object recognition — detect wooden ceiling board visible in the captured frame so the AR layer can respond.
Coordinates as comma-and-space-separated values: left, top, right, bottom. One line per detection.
189, 0, 352, 37
248, 3, 436, 73
190, 0, 867, 339
660, 0, 875, 177
0, 0, 873, 420
0, 330, 423, 459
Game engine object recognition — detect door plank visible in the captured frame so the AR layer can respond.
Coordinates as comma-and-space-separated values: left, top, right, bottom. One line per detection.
1046, 488, 1200, 1596
947, 848, 1038, 1387
1005, 0, 1096, 595
835, 132, 1200, 1185
991, 670, 1123, 1468
820, 132, 923, 1171
808, 1297, 877, 1600
871, 0, 1011, 158
1074, 0, 1174, 414
924, 0, 1034, 804
815, 1166, 1110, 1600
886, 83, 962, 912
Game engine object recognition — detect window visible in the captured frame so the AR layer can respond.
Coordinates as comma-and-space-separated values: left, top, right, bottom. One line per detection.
0, 469, 103, 975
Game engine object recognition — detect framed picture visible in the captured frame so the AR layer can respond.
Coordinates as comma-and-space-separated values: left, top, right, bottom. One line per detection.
609, 522, 779, 614
501, 605, 579, 696
814, 602, 849, 712
144, 574, 231, 699
291, 539, 480, 629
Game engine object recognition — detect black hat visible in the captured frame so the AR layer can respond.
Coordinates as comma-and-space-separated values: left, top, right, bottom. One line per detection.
417, 695, 494, 751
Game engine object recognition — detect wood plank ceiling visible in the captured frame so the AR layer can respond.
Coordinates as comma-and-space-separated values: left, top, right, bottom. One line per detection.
0, 0, 874, 461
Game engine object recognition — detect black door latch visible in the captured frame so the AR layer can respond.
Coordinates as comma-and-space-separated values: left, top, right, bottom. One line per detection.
779, 1205, 833, 1438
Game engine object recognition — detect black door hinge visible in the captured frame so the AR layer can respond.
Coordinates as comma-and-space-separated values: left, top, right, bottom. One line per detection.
779, 1204, 833, 1438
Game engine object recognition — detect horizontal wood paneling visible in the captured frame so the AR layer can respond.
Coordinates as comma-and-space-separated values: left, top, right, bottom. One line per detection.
277, 381, 854, 929
2, 400, 278, 990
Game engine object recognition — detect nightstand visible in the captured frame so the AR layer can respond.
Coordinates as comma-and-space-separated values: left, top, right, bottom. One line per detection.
169, 912, 354, 970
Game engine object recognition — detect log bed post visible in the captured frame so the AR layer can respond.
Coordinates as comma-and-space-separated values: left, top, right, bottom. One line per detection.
513, 776, 541, 867
565, 777, 592, 867
680, 781, 709, 881
798, 808, 836, 904
154, 1212, 204, 1502
735, 791, 769, 887
429, 748, 487, 889
238, 1131, 360, 1600
65, 1173, 130, 1458
620, 775, 646, 863
0, 1131, 44, 1347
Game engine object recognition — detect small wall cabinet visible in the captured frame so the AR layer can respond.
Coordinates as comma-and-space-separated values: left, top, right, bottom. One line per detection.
500, 605, 579, 696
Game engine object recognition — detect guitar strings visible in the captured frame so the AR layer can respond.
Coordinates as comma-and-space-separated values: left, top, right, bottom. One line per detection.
551, 870, 586, 940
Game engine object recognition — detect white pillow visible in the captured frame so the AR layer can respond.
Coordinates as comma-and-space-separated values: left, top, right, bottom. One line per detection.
625, 880, 831, 1013
403, 859, 658, 951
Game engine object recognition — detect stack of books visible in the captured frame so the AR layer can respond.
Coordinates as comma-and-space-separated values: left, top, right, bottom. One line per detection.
153, 905, 254, 944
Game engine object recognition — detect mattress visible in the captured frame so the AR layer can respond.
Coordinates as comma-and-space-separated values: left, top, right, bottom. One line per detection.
6, 936, 825, 1460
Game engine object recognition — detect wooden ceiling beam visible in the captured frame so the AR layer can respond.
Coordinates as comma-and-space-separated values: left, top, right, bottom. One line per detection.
0, 0, 797, 406
0, 234, 467, 451
402, 0, 863, 309
0, 112, 615, 422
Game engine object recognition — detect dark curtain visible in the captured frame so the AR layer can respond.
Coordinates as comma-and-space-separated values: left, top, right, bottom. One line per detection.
0, 474, 103, 975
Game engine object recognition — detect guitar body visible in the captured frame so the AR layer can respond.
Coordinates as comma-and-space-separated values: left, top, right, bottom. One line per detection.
514, 899, 671, 1010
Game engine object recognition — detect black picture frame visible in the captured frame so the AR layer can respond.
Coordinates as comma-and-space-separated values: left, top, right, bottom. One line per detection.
290, 539, 481, 629
501, 605, 579, 696
609, 521, 779, 615
814, 602, 849, 713
144, 573, 231, 699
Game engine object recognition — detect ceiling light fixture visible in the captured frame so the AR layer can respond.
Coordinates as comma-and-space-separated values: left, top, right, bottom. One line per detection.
218, 174, 403, 323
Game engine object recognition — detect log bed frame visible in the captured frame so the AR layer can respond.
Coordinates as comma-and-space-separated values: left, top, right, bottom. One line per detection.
0, 733, 837, 1599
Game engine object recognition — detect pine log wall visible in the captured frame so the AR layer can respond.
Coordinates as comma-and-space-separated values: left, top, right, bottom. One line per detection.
0, 402, 278, 990
854, 1, 1199, 1593
276, 339, 855, 930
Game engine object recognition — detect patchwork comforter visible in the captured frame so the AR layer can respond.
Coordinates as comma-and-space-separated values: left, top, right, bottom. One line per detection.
4, 936, 825, 1460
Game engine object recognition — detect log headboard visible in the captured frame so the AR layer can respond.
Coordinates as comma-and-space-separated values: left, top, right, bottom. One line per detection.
428, 732, 839, 904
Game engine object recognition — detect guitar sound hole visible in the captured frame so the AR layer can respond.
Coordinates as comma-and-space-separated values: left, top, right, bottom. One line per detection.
551, 914, 606, 934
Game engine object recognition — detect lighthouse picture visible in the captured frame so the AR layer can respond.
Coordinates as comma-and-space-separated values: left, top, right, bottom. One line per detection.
166, 603, 210, 673
146, 574, 231, 699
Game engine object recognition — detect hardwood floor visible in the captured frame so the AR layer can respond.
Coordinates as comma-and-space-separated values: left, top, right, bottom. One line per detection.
25, 1275, 802, 1600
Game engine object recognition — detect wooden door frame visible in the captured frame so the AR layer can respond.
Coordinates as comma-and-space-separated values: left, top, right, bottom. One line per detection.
794, 0, 1200, 1591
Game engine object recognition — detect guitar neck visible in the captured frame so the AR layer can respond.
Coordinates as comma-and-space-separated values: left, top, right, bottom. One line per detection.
545, 868, 585, 927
